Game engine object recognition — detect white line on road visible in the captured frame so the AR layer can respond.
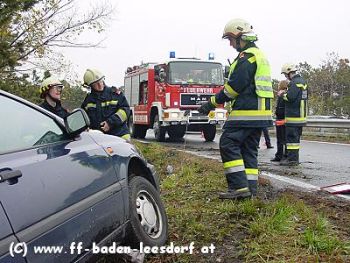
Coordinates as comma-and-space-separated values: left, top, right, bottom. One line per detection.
261, 171, 350, 201
302, 139, 350, 146
260, 171, 319, 190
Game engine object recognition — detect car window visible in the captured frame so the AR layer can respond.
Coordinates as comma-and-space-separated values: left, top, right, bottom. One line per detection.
0, 95, 65, 154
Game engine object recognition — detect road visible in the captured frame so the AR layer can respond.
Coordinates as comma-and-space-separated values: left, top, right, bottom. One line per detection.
139, 130, 350, 196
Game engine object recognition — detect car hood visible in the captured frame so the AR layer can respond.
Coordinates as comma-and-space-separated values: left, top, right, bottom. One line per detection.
85, 130, 137, 158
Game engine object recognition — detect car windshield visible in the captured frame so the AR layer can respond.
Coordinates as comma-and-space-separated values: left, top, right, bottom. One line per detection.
168, 61, 224, 85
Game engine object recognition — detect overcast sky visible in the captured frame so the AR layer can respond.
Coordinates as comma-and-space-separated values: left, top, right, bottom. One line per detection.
63, 0, 350, 86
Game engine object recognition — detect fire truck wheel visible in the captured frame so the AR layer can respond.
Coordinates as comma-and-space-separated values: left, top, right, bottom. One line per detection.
129, 115, 137, 138
168, 126, 186, 139
203, 124, 216, 142
153, 115, 166, 142
136, 126, 147, 139
129, 115, 147, 139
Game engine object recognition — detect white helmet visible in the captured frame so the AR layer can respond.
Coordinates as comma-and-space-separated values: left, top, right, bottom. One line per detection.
222, 18, 258, 42
281, 63, 297, 74
83, 69, 105, 86
40, 76, 63, 98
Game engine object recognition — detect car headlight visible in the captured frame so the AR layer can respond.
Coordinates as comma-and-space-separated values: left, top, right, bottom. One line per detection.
216, 112, 225, 119
208, 111, 215, 118
170, 112, 179, 118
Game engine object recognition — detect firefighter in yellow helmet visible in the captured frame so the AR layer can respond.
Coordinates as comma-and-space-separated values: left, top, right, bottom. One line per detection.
198, 18, 273, 199
279, 63, 308, 166
81, 69, 131, 141
39, 76, 68, 118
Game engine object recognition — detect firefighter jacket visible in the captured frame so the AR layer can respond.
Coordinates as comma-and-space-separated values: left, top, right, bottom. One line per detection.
81, 85, 130, 137
40, 100, 68, 119
283, 74, 308, 126
275, 94, 285, 120
211, 42, 273, 128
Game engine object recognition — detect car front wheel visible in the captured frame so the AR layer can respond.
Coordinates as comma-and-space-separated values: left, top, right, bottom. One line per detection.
128, 176, 168, 248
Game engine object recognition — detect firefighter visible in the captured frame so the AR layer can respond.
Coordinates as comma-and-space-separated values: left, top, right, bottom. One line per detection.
260, 127, 274, 149
81, 69, 131, 141
279, 63, 308, 166
271, 80, 288, 162
39, 76, 68, 118
198, 18, 273, 199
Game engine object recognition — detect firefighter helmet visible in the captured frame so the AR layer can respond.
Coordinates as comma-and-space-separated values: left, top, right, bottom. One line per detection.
281, 63, 297, 74
222, 18, 258, 42
83, 69, 105, 86
40, 76, 63, 98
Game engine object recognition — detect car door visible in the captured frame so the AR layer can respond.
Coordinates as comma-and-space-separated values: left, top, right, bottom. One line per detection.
0, 93, 125, 262
0, 205, 26, 263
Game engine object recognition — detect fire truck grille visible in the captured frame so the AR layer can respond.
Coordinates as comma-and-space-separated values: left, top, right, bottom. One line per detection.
181, 94, 212, 106
188, 117, 209, 123
191, 112, 206, 117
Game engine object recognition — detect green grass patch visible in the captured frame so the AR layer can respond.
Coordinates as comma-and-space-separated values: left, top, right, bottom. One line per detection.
135, 142, 350, 263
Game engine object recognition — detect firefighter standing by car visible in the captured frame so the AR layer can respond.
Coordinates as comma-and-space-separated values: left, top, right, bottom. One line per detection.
271, 80, 288, 162
39, 76, 68, 118
279, 64, 308, 166
81, 69, 131, 140
198, 18, 273, 199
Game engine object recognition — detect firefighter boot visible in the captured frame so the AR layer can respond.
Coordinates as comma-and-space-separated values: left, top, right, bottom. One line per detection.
271, 157, 281, 162
280, 150, 299, 166
218, 188, 251, 200
248, 180, 258, 196
280, 159, 299, 166
266, 143, 274, 149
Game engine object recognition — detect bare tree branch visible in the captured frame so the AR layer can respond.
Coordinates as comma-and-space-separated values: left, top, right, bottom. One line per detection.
1, 0, 114, 72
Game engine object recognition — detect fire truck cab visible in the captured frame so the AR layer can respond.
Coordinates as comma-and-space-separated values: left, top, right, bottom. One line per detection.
124, 57, 226, 142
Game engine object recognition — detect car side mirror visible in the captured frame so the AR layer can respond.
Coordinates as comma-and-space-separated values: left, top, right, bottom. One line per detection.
64, 109, 90, 137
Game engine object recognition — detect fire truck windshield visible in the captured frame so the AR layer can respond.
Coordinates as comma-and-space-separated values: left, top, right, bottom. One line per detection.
167, 61, 224, 85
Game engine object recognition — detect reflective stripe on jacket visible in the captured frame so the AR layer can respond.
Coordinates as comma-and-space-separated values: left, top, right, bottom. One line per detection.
283, 75, 308, 126
211, 43, 273, 128
81, 86, 130, 137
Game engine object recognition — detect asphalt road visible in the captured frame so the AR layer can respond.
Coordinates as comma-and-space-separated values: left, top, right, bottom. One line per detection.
140, 130, 350, 193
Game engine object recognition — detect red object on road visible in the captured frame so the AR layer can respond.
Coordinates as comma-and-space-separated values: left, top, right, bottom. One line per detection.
320, 183, 350, 194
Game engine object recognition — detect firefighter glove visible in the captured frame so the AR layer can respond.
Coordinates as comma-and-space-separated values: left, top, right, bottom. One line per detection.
198, 101, 215, 115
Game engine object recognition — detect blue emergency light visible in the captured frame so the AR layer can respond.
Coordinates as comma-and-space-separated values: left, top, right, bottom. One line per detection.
170, 51, 176, 58
208, 52, 215, 60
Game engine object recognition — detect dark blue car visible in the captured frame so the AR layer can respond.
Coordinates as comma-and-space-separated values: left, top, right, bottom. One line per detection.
0, 90, 168, 262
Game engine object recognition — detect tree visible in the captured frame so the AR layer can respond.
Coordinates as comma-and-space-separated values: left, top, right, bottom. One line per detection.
0, 0, 112, 105
60, 80, 87, 111
299, 53, 350, 117
0, 0, 113, 74
0, 0, 40, 67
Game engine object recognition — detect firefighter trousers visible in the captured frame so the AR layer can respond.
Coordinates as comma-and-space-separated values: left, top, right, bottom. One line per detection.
275, 125, 286, 159
286, 126, 303, 162
219, 127, 262, 195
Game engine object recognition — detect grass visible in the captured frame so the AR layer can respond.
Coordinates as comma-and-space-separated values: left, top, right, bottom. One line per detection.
134, 141, 350, 263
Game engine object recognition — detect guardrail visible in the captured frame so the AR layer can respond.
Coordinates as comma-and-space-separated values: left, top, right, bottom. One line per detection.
306, 118, 350, 129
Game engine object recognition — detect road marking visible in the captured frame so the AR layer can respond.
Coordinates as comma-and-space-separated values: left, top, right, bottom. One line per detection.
302, 139, 350, 147
261, 171, 350, 201
260, 171, 319, 190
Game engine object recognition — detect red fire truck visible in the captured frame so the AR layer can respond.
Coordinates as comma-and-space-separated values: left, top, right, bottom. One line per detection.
124, 57, 227, 142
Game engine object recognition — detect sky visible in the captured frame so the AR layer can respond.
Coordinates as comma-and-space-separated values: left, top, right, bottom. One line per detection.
62, 0, 350, 87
